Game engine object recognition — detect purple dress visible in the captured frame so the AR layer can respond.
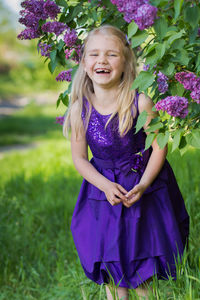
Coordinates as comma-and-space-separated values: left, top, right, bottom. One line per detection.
70, 93, 189, 289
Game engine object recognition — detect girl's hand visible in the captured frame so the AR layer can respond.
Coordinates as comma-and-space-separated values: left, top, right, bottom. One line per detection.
123, 183, 147, 208
103, 182, 128, 206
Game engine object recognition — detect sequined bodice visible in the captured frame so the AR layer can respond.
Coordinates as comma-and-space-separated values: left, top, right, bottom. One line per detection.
82, 95, 147, 161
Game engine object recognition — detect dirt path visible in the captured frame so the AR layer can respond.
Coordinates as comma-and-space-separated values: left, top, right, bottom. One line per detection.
0, 92, 58, 159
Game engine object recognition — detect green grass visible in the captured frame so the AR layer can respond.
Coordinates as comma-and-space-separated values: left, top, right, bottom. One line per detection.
0, 103, 200, 299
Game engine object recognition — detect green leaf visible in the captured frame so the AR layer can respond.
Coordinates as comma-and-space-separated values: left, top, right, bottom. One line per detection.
145, 43, 158, 56
55, 0, 68, 8
170, 82, 185, 97
57, 40, 65, 52
153, 17, 168, 40
172, 129, 183, 152
145, 133, 156, 150
196, 53, 200, 70
155, 43, 166, 59
63, 84, 71, 97
92, 9, 98, 22
186, 131, 200, 148
184, 6, 200, 29
157, 131, 170, 149
131, 31, 148, 48
170, 39, 186, 51
135, 110, 148, 134
146, 122, 163, 132
167, 30, 185, 45
48, 59, 57, 73
77, 14, 88, 26
62, 94, 69, 107
172, 49, 190, 66
161, 62, 175, 76
128, 21, 138, 39
56, 97, 61, 108
50, 50, 57, 63
131, 71, 155, 92
174, 0, 184, 20
144, 50, 160, 67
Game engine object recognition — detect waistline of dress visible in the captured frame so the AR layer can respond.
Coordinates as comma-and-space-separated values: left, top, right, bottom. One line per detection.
92, 150, 150, 175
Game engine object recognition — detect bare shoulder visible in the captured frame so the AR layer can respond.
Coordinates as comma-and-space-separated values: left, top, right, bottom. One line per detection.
138, 93, 154, 114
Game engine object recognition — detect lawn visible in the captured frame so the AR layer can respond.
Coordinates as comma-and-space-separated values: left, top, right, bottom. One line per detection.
0, 101, 200, 299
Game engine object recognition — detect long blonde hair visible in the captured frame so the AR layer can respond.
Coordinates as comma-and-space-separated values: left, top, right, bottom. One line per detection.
63, 24, 137, 139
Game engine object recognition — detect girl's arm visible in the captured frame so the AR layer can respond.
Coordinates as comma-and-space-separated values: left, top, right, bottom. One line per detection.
124, 93, 167, 207
70, 101, 128, 206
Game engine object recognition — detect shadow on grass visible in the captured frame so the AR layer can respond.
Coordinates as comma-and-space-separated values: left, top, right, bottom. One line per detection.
0, 115, 63, 146
0, 167, 81, 288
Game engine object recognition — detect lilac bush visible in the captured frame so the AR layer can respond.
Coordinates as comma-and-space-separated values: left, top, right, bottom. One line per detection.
43, 0, 60, 19
110, 0, 157, 29
56, 70, 72, 82
175, 72, 196, 90
41, 21, 67, 36
190, 78, 200, 104
65, 46, 81, 64
155, 96, 189, 119
17, 0, 200, 151
157, 71, 168, 94
64, 28, 78, 48
21, 0, 48, 20
133, 4, 158, 30
38, 42, 52, 57
55, 116, 65, 125
175, 72, 200, 104
17, 28, 41, 40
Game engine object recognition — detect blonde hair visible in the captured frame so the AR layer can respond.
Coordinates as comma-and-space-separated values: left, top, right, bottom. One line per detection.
63, 24, 137, 139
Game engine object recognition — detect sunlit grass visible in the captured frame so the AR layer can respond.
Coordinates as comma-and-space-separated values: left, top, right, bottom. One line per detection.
0, 103, 200, 299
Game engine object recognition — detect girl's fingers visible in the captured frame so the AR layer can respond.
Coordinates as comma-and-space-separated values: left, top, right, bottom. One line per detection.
125, 185, 138, 198
117, 184, 128, 195
116, 191, 127, 201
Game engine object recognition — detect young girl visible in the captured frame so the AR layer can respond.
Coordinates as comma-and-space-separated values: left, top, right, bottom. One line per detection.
63, 25, 189, 300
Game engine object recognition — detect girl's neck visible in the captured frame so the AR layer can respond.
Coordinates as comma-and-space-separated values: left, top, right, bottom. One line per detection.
91, 85, 119, 108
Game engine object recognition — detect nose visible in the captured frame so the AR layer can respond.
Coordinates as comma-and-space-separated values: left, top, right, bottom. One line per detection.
97, 53, 108, 64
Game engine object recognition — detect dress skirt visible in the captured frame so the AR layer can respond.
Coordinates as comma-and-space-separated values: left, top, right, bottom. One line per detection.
70, 157, 189, 289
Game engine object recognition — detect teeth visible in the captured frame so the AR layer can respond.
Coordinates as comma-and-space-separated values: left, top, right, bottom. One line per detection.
96, 69, 110, 73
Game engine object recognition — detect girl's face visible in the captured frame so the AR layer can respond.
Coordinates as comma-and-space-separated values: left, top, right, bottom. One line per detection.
83, 33, 125, 89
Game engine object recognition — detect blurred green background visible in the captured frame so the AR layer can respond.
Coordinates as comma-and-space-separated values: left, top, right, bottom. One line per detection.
0, 1, 200, 299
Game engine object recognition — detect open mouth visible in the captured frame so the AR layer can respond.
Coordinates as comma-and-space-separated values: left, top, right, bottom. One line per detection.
95, 68, 111, 74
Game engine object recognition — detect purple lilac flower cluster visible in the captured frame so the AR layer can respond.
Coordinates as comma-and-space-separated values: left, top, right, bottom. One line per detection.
190, 78, 200, 104
21, 0, 48, 19
18, 0, 62, 40
56, 70, 72, 82
64, 28, 78, 47
155, 96, 189, 118
43, 0, 61, 19
55, 116, 65, 125
110, 0, 157, 30
38, 42, 52, 57
65, 45, 81, 64
143, 64, 150, 71
42, 21, 67, 36
157, 71, 168, 93
175, 72, 196, 90
131, 152, 145, 172
18, 28, 41, 40
175, 72, 200, 104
